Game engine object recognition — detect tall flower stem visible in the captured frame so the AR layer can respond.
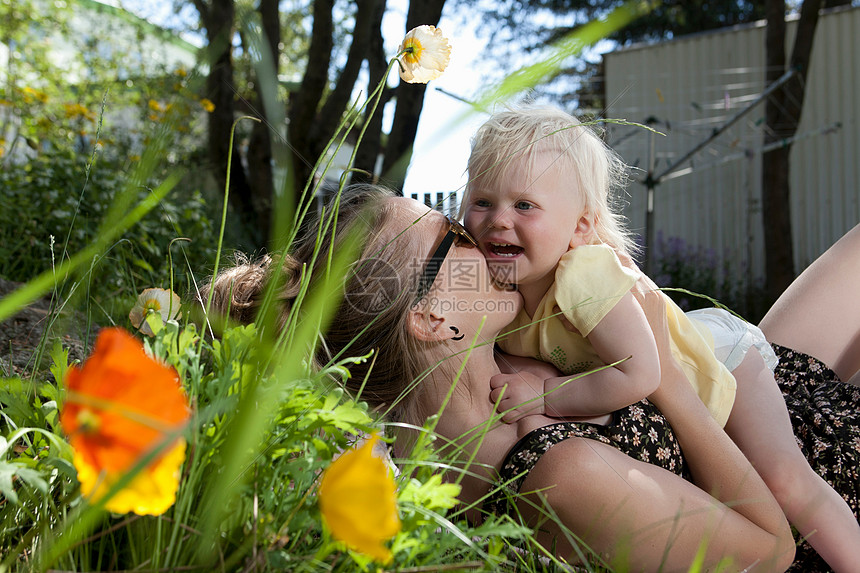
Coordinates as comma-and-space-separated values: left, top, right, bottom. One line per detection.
202, 115, 261, 337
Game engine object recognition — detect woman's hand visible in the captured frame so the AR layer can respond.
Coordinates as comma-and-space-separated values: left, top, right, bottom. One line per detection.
633, 289, 690, 409
629, 289, 795, 568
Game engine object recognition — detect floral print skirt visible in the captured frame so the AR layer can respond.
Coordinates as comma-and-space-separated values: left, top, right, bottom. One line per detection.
774, 345, 860, 572
483, 398, 690, 517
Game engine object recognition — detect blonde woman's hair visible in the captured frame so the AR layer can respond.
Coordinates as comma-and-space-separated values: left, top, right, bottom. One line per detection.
199, 185, 449, 428
463, 105, 637, 257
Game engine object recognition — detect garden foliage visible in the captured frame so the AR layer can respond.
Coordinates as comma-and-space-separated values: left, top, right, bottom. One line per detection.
0, 314, 539, 571
0, 148, 216, 313
0, 19, 544, 571
650, 231, 769, 323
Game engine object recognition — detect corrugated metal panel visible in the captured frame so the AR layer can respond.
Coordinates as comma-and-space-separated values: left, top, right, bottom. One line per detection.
605, 6, 860, 284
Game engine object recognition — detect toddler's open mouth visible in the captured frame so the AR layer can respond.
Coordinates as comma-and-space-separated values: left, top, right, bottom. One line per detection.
488, 242, 523, 257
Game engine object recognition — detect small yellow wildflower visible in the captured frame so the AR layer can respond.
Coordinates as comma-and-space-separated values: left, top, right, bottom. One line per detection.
200, 98, 215, 113
22, 86, 49, 103
318, 435, 401, 563
175, 67, 188, 77
129, 288, 182, 336
397, 25, 451, 84
148, 99, 163, 112
64, 102, 96, 121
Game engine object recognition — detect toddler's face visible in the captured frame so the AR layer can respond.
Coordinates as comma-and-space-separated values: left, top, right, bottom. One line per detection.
463, 151, 592, 301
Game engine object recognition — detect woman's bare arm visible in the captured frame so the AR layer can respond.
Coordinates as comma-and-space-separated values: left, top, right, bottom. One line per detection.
521, 437, 794, 572
640, 290, 794, 568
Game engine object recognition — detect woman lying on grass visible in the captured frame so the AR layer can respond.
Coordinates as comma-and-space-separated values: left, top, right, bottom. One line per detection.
204, 185, 860, 572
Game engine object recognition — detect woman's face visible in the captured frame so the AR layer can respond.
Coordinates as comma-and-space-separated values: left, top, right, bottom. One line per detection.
391, 197, 522, 336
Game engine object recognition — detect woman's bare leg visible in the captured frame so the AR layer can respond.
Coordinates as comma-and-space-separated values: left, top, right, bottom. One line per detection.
725, 351, 860, 572
759, 223, 860, 382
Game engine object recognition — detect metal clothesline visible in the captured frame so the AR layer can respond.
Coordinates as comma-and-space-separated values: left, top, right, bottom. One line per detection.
658, 121, 842, 183
640, 68, 798, 275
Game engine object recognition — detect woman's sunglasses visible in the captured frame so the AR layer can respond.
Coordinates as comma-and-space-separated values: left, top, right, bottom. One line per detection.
415, 215, 478, 302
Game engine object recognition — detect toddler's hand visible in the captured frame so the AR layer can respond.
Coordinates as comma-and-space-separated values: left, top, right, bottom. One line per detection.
489, 372, 546, 423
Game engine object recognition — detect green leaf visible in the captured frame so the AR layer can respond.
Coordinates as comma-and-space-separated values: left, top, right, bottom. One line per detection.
0, 377, 37, 427
399, 474, 462, 512
41, 381, 62, 403
45, 456, 77, 480
0, 461, 47, 504
132, 257, 155, 272
144, 311, 165, 336
321, 387, 344, 411
325, 401, 372, 431
0, 461, 19, 504
13, 465, 48, 494
48, 338, 70, 392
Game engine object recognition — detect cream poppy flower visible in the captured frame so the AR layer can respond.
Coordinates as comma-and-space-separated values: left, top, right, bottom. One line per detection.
129, 288, 181, 336
397, 25, 451, 84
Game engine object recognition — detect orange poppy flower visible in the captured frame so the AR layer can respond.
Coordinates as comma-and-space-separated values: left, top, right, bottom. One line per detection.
60, 328, 191, 515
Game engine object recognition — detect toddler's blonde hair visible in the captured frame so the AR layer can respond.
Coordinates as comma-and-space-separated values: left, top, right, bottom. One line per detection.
463, 105, 637, 258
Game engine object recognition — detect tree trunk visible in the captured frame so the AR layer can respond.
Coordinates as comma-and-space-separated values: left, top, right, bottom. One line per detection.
196, 0, 259, 248
352, 0, 389, 185
288, 0, 334, 206
245, 0, 281, 244
761, 0, 821, 302
380, 0, 447, 194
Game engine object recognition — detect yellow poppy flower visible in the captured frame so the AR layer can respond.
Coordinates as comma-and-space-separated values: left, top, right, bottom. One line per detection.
397, 25, 451, 84
129, 288, 182, 336
318, 435, 401, 563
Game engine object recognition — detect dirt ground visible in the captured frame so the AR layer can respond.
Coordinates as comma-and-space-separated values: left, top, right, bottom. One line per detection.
0, 278, 96, 379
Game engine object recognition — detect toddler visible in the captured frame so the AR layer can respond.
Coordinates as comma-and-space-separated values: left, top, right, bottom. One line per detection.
461, 105, 860, 571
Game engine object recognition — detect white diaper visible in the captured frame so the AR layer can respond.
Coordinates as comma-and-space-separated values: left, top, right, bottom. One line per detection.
687, 308, 779, 372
